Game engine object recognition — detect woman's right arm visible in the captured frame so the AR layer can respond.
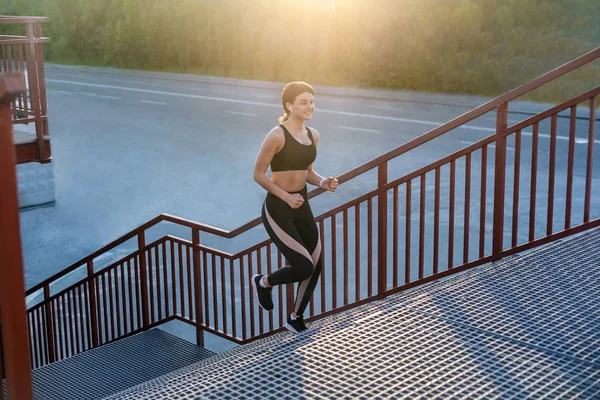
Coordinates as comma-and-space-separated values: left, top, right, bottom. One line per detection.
253, 129, 290, 202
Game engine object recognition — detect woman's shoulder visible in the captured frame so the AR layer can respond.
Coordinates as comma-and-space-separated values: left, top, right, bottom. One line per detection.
264, 125, 285, 145
268, 125, 285, 138
306, 126, 320, 141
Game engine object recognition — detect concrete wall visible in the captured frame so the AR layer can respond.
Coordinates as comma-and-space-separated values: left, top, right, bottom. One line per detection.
17, 161, 55, 209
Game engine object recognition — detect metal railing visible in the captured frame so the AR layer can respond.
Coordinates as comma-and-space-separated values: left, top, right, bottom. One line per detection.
0, 16, 51, 163
6, 47, 600, 372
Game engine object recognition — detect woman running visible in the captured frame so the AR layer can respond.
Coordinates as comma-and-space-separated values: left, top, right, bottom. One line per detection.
252, 81, 338, 333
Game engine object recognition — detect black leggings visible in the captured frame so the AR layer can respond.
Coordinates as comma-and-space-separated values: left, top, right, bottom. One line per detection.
261, 185, 322, 316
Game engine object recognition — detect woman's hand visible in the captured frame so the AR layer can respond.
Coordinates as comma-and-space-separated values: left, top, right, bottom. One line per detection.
322, 177, 339, 192
285, 193, 305, 209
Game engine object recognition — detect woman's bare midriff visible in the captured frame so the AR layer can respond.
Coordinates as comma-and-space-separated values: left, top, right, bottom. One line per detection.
272, 170, 309, 192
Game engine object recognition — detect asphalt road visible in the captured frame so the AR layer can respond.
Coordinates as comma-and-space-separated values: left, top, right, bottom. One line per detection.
20, 65, 599, 295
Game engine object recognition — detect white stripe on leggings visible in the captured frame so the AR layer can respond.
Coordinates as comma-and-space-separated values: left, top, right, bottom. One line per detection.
294, 238, 322, 313
263, 204, 313, 263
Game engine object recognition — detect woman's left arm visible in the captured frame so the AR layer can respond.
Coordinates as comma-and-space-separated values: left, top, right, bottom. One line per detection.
307, 167, 325, 188
307, 128, 338, 192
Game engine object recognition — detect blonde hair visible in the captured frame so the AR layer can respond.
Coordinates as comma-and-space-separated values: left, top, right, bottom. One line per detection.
279, 81, 315, 123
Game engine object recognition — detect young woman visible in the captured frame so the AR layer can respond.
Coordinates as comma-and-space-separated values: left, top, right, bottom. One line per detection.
252, 81, 338, 333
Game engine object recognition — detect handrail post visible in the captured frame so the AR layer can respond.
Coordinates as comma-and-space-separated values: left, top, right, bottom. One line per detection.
86, 260, 99, 348
377, 162, 388, 296
0, 73, 34, 400
584, 96, 596, 223
192, 229, 204, 346
43, 285, 56, 362
24, 22, 45, 161
492, 102, 509, 258
33, 22, 49, 138
138, 232, 150, 329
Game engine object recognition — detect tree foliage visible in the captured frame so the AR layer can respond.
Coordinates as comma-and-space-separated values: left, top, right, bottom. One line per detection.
1, 0, 597, 101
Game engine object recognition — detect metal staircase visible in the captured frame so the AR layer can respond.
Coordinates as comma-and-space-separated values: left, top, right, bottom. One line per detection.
103, 228, 600, 399
0, 16, 51, 164
2, 329, 215, 400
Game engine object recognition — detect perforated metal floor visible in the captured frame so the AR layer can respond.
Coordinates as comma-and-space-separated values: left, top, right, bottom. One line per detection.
2, 329, 215, 400
103, 227, 600, 400
13, 128, 36, 144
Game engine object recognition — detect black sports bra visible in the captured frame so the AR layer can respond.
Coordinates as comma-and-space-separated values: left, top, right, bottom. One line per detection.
270, 124, 317, 172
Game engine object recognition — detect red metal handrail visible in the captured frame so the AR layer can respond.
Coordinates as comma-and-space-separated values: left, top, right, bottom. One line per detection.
22, 86, 600, 369
15, 47, 600, 372
26, 46, 600, 296
0, 17, 51, 163
0, 17, 50, 24
0, 36, 51, 44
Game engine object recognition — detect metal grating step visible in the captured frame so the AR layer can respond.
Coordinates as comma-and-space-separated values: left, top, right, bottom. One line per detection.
395, 233, 600, 365
104, 227, 600, 399
2, 329, 216, 400
12, 126, 37, 145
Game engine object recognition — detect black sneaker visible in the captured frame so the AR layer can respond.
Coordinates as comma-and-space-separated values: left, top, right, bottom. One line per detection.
284, 314, 308, 333
251, 274, 273, 311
